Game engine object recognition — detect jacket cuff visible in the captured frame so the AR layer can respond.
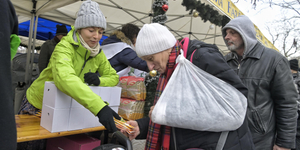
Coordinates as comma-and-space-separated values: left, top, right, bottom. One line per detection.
136, 117, 150, 139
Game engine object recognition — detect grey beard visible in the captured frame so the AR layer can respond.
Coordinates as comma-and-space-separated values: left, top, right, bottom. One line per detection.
228, 45, 237, 51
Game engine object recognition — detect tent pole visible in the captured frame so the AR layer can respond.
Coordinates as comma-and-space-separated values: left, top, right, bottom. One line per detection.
24, 13, 35, 87
189, 16, 193, 39
214, 25, 217, 44
28, 16, 39, 84
24, 0, 37, 87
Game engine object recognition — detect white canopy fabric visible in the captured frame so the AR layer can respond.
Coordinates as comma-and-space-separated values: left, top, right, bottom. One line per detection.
15, 0, 275, 85
12, 0, 229, 53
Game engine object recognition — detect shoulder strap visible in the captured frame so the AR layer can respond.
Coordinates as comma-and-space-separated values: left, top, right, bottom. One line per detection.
216, 131, 229, 150
179, 37, 190, 58
179, 37, 197, 63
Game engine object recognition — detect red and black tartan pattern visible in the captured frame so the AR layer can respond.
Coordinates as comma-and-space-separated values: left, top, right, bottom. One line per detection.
145, 41, 181, 150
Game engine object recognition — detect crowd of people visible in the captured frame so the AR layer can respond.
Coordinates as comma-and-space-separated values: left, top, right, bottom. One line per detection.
2, 0, 300, 149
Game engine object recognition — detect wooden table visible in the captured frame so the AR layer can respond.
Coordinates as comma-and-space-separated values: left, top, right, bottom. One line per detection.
16, 115, 105, 143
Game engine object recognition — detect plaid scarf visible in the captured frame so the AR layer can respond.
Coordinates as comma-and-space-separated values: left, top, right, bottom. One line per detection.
145, 41, 181, 150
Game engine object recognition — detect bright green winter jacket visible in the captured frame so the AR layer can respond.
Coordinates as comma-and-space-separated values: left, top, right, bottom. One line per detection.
26, 26, 119, 115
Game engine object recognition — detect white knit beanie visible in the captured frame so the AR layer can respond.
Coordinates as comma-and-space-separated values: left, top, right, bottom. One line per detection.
74, 0, 106, 30
135, 23, 176, 57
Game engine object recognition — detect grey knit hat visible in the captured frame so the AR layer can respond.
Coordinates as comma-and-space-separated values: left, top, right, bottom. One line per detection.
135, 23, 176, 57
74, 0, 106, 30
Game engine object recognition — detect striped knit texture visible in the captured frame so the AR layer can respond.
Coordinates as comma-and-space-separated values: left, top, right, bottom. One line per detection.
75, 0, 106, 30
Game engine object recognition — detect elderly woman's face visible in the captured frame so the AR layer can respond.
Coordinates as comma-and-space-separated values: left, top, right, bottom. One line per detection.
79, 27, 104, 47
142, 48, 172, 74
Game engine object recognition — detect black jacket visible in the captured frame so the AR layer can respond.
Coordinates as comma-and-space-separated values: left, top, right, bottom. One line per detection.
137, 39, 255, 150
223, 15, 298, 149
225, 42, 298, 149
38, 38, 58, 73
0, 0, 18, 149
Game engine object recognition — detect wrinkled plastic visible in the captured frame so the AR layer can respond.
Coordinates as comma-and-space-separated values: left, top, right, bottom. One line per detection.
151, 54, 247, 132
118, 76, 146, 100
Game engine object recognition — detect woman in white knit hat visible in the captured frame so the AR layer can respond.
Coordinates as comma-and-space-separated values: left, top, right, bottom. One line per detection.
19, 0, 121, 135
121, 23, 255, 150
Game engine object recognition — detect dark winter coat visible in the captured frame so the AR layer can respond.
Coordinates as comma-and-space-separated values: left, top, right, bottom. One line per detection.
292, 72, 300, 110
223, 15, 297, 149
137, 39, 255, 150
38, 38, 59, 73
102, 31, 148, 76
0, 0, 18, 149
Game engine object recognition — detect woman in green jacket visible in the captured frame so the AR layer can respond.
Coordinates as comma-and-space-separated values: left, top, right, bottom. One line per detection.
19, 0, 120, 132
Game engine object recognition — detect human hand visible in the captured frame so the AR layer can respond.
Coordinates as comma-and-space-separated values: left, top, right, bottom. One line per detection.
149, 106, 155, 120
84, 72, 100, 86
120, 120, 140, 140
273, 144, 290, 150
97, 105, 121, 132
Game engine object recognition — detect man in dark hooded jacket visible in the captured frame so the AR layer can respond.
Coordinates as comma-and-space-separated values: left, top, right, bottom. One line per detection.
38, 24, 68, 73
0, 0, 19, 149
223, 15, 298, 150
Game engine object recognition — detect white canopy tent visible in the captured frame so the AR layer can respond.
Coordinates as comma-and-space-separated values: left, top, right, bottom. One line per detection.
14, 0, 227, 49
12, 0, 229, 85
10, 0, 252, 85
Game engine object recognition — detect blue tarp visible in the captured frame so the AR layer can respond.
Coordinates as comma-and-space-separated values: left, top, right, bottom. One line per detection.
18, 18, 107, 44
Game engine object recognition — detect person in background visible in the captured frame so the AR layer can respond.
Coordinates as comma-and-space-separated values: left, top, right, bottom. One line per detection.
0, 0, 19, 149
223, 15, 298, 150
38, 24, 68, 73
121, 23, 255, 150
19, 0, 120, 133
289, 59, 300, 150
101, 23, 148, 77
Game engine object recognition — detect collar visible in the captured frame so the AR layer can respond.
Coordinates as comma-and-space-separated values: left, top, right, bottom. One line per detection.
70, 28, 91, 59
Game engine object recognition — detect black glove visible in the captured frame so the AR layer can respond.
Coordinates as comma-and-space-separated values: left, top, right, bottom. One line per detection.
97, 105, 121, 132
84, 72, 100, 86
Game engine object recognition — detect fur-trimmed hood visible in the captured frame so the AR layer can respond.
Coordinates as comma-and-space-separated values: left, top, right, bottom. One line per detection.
110, 30, 131, 45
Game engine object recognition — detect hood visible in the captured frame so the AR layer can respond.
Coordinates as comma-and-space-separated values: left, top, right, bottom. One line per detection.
112, 30, 131, 45
102, 30, 132, 46
222, 15, 258, 57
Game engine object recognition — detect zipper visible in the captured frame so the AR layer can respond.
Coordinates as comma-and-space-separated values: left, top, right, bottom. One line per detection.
236, 58, 243, 75
79, 51, 91, 75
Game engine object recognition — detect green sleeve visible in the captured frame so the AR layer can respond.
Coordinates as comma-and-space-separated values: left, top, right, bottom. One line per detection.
97, 51, 119, 87
10, 34, 20, 60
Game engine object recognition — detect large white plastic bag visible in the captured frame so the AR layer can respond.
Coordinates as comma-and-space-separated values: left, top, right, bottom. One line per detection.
151, 54, 247, 132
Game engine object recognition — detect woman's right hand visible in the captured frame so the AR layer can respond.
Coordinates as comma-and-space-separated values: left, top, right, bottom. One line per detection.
121, 120, 140, 140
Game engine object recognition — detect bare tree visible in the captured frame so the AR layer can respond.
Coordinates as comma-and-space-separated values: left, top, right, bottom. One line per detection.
268, 0, 300, 18
251, 0, 300, 13
266, 18, 300, 57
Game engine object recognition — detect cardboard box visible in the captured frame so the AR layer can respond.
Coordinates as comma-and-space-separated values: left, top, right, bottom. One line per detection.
43, 81, 72, 109
41, 82, 122, 132
40, 105, 70, 132
68, 107, 97, 130
46, 134, 101, 150
108, 87, 122, 106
